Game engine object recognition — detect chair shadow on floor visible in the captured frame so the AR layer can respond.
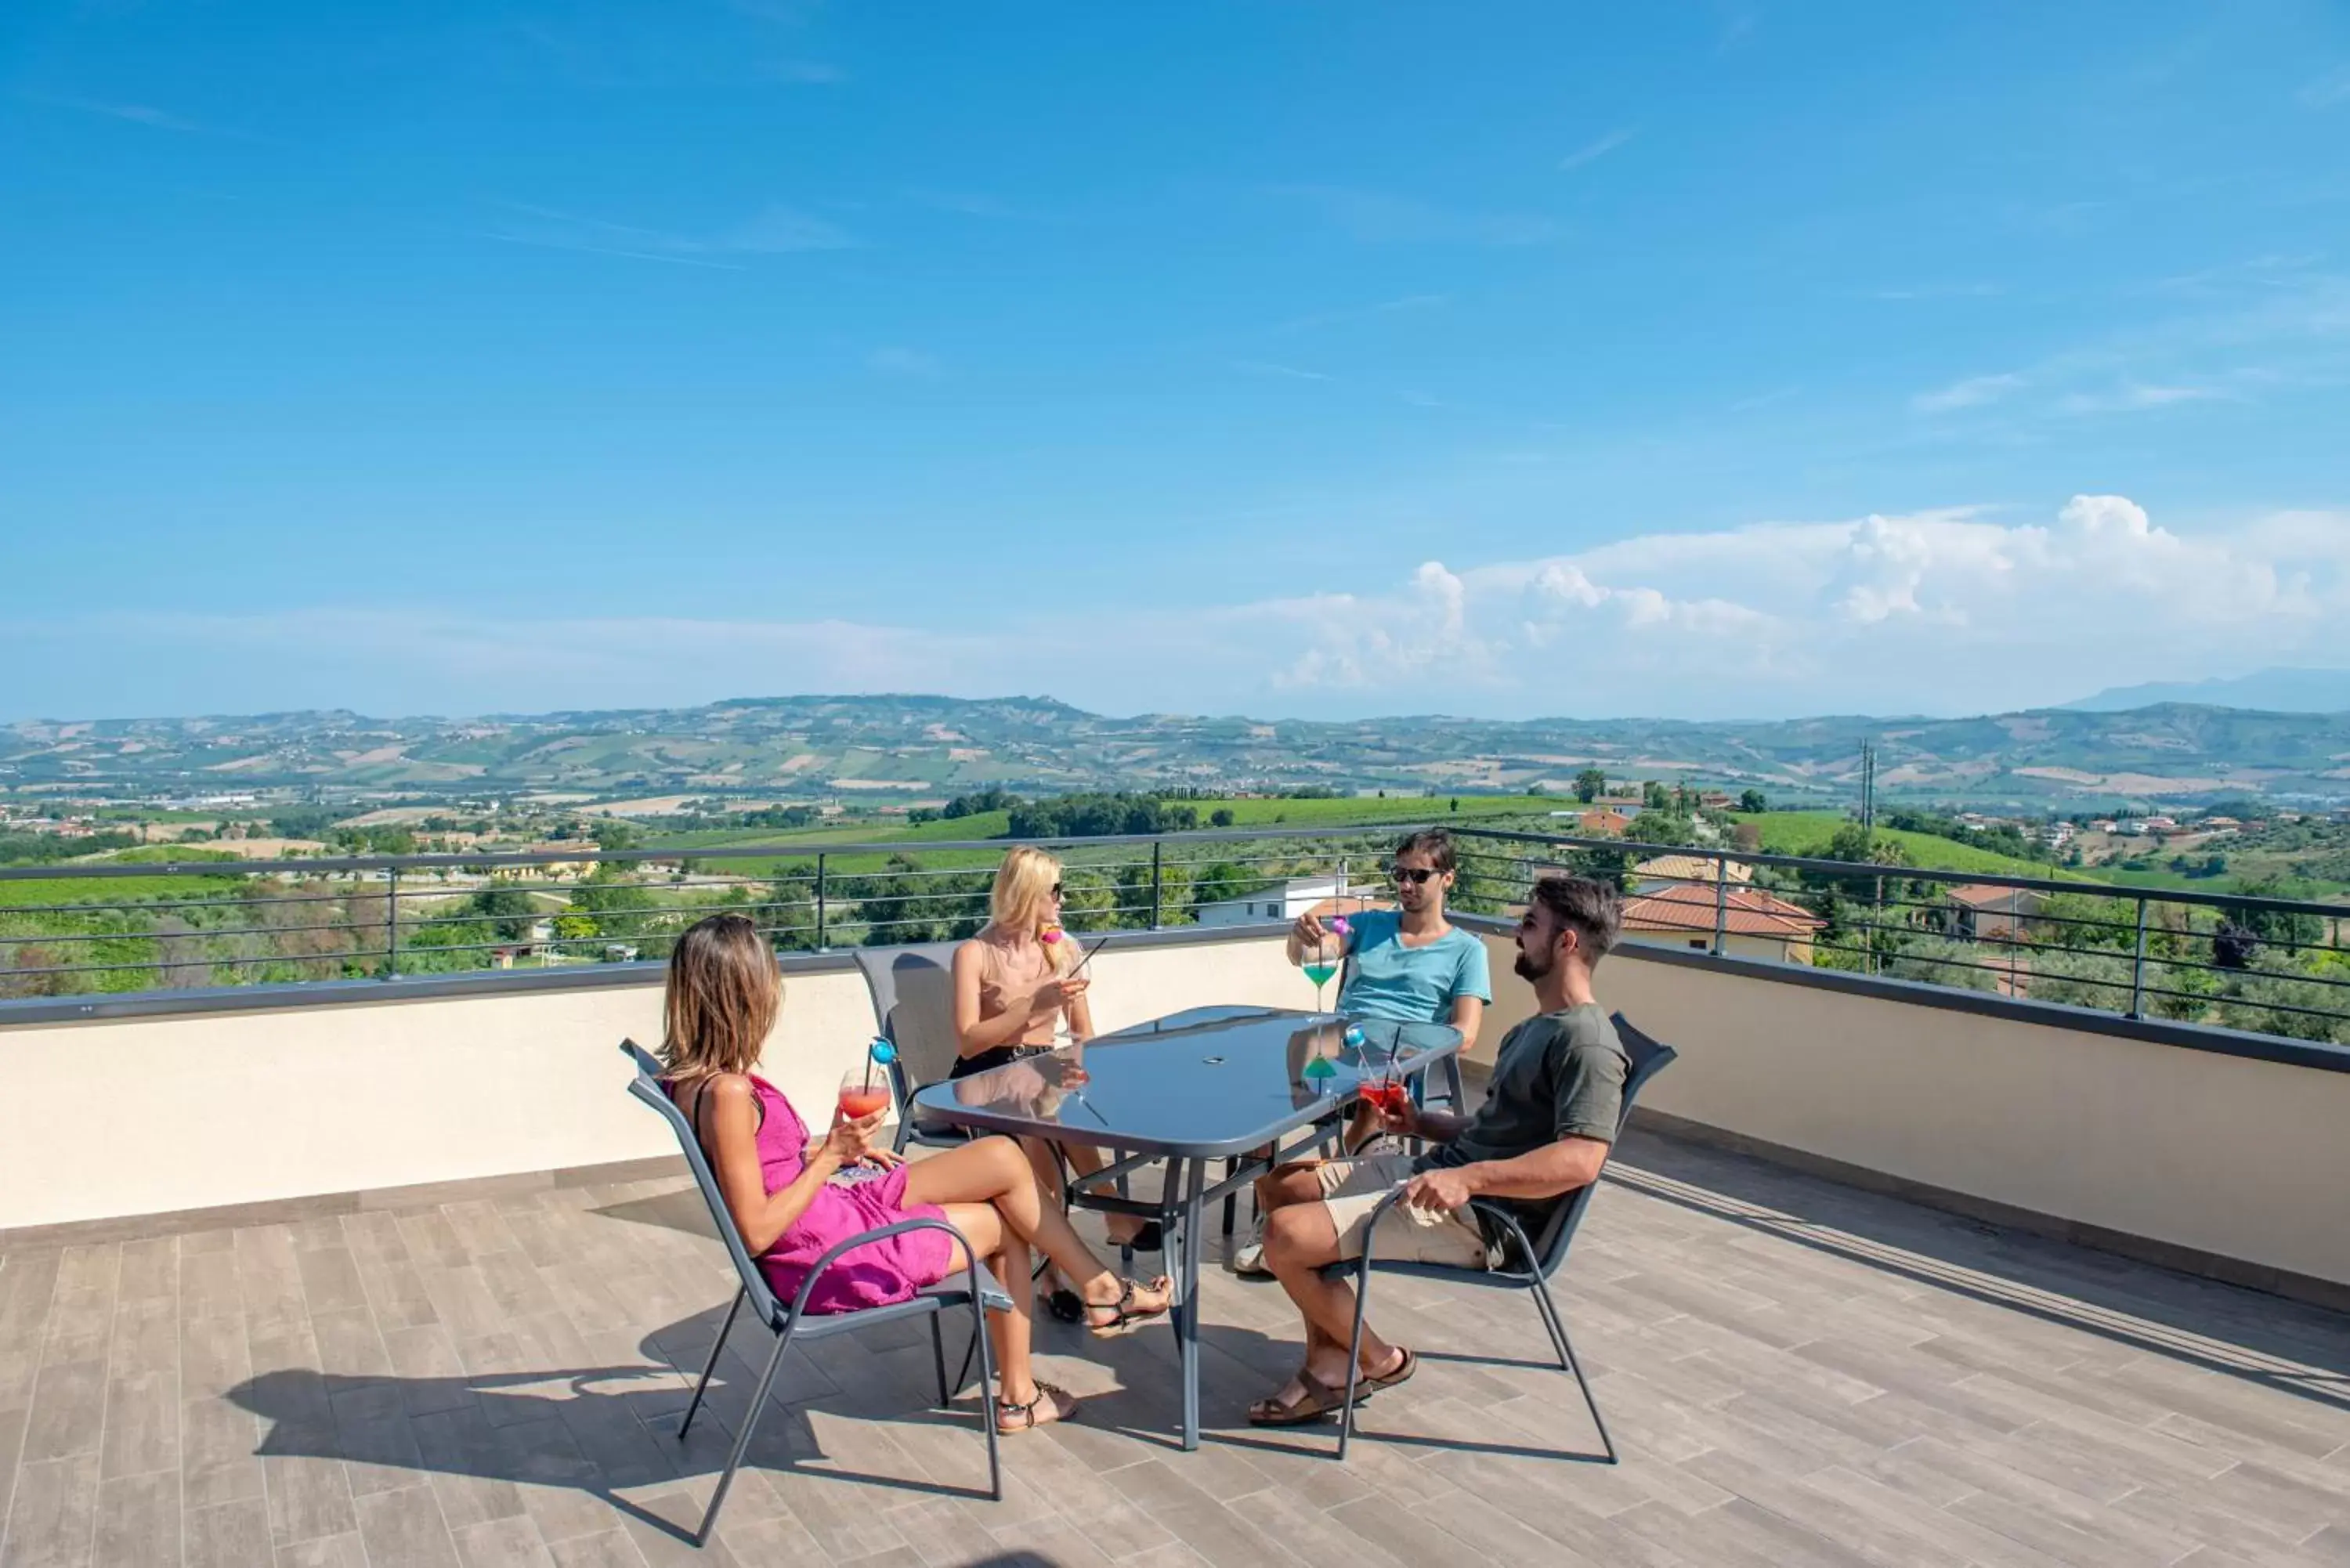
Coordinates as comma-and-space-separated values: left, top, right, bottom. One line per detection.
225, 1267, 1618, 1554
586, 1184, 1620, 1466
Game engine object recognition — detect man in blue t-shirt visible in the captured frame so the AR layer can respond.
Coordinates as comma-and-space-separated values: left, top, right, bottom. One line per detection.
1230, 829, 1491, 1275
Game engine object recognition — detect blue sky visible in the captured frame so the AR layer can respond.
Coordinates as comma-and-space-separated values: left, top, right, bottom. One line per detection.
5, 1, 2348, 723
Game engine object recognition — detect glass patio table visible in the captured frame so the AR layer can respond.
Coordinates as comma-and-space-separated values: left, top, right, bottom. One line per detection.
911, 1005, 1463, 1451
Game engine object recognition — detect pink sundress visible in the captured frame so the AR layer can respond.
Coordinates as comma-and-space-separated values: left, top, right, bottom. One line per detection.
673, 1073, 957, 1313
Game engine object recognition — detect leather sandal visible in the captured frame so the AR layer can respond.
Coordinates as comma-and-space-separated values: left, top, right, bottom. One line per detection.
1084, 1276, 1173, 1338
1358, 1346, 1416, 1396
996, 1382, 1079, 1433
1246, 1368, 1358, 1427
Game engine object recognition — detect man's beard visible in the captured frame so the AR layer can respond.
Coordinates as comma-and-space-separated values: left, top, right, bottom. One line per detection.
1513, 946, 1553, 981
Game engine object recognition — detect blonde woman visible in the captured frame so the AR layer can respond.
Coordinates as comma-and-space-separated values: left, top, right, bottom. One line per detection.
953, 847, 1157, 1321
660, 913, 1170, 1433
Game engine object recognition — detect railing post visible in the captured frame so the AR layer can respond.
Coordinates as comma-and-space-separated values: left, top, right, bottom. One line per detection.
2128, 895, 2149, 1019
1150, 840, 1164, 930
1711, 852, 1730, 956
815, 854, 829, 951
384, 865, 400, 980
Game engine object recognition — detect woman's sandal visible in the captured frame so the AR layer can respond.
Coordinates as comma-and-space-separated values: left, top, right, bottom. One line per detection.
995, 1382, 1080, 1434
1084, 1276, 1173, 1338
1246, 1369, 1358, 1427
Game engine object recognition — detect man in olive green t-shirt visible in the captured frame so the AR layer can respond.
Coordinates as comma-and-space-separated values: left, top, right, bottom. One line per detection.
1246, 874, 1629, 1429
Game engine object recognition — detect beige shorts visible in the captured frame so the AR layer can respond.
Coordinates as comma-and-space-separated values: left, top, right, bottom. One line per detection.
1314, 1154, 1491, 1268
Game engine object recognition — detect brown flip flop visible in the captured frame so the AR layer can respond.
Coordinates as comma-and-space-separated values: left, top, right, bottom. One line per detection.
1358, 1346, 1417, 1396
1246, 1368, 1360, 1427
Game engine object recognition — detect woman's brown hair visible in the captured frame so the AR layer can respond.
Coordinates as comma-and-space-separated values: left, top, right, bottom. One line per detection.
660, 914, 782, 1081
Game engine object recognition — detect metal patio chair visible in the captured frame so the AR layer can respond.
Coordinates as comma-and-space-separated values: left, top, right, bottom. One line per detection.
854, 942, 978, 1153
1326, 1012, 1677, 1461
620, 1041, 1010, 1545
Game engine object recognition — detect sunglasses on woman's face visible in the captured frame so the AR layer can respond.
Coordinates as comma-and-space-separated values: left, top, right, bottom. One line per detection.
1390, 866, 1439, 887
1049, 883, 1064, 898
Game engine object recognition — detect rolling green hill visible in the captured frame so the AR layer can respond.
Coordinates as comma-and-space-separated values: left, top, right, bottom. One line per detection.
7, 695, 2349, 813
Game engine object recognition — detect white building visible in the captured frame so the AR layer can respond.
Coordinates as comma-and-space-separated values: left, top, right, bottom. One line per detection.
1195, 875, 1383, 928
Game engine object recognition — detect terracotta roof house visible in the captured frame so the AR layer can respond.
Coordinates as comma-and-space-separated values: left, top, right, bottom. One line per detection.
1632, 854, 1755, 891
1620, 883, 1826, 964
1945, 883, 2045, 942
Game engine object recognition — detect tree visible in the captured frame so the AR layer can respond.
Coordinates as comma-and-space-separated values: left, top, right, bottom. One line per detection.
1209, 808, 1236, 828
1114, 860, 1195, 928
1738, 789, 1767, 815
942, 789, 1023, 820
851, 855, 988, 945
1642, 780, 1670, 810
2026, 948, 2134, 1010
1193, 862, 1253, 911
566, 872, 666, 955
1005, 793, 1199, 840
1059, 868, 1117, 931
2034, 892, 2135, 952
469, 887, 543, 943
1883, 938, 2002, 993
1574, 768, 1607, 804
1731, 822, 1763, 854
757, 869, 820, 951
1448, 797, 1459, 813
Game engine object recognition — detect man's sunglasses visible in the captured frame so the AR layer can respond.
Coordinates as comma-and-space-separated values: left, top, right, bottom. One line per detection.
1390, 866, 1441, 886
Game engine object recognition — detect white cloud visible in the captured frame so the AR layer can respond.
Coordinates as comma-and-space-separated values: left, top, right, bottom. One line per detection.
2055, 382, 2223, 415
1559, 128, 1635, 173
1231, 359, 1336, 383
1230, 496, 2350, 715
1911, 372, 2025, 413
13, 499, 2347, 723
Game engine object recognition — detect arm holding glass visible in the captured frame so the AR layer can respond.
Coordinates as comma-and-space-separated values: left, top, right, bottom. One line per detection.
952, 939, 1090, 1060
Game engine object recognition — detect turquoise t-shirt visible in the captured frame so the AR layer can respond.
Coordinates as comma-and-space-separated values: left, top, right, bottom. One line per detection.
1337, 911, 1492, 1024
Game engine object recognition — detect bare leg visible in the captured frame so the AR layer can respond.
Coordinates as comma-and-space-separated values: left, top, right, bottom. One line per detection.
1255, 1199, 1404, 1411
906, 1137, 1170, 1321
934, 1201, 1026, 1400
1063, 1143, 1144, 1244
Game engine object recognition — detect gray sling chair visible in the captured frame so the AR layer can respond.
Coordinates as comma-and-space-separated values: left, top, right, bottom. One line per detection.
853, 942, 974, 1154
855, 941, 1144, 1272
620, 1042, 1013, 1545
1322, 1013, 1676, 1463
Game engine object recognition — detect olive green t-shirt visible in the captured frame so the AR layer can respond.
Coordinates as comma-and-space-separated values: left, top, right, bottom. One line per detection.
1415, 1003, 1628, 1251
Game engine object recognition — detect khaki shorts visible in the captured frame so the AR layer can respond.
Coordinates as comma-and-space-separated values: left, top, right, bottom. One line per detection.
1314, 1154, 1491, 1268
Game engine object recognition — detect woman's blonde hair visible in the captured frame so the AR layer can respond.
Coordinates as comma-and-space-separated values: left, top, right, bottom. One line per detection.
989, 846, 1072, 966
660, 914, 781, 1081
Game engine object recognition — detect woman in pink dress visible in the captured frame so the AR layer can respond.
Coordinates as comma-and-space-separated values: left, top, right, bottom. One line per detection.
661, 914, 1170, 1433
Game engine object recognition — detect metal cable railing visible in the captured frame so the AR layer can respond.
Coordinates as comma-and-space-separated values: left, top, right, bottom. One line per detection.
2, 822, 2344, 1045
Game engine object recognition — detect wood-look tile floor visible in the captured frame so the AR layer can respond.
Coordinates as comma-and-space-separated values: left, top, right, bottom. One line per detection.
4, 1128, 2347, 1566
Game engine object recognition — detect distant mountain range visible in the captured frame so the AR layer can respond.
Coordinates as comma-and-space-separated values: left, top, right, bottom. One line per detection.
2063, 667, 2350, 714
8, 694, 2350, 811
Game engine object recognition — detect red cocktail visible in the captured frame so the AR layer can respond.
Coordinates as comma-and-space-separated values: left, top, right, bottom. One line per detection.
837, 1062, 891, 1122
1358, 1076, 1408, 1120
837, 1086, 891, 1120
